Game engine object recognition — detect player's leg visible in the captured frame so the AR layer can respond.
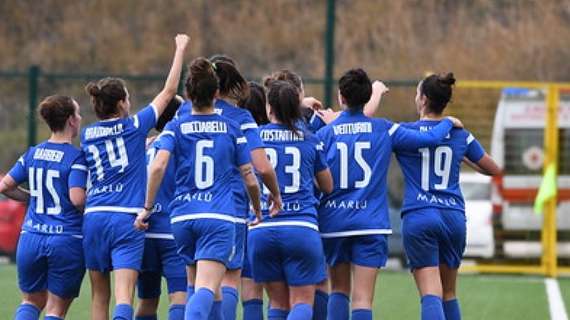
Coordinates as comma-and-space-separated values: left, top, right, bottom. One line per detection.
45, 235, 86, 319
439, 210, 467, 320
221, 222, 247, 320
14, 232, 47, 320
241, 277, 264, 320
83, 213, 113, 320
185, 219, 234, 320
89, 270, 111, 320
350, 235, 389, 320
135, 271, 161, 320
135, 238, 161, 320
161, 238, 188, 320
111, 214, 146, 320
247, 227, 287, 319
283, 227, 327, 320
265, 281, 290, 319
313, 278, 329, 320
241, 228, 264, 320
403, 209, 445, 320
322, 237, 351, 320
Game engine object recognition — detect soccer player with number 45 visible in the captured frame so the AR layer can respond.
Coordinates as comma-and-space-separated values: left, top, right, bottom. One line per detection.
394, 73, 500, 320
316, 68, 464, 320
1, 96, 87, 320
80, 34, 190, 320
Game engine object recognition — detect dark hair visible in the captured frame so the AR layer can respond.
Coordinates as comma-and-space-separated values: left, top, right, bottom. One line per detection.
211, 60, 249, 103
209, 54, 236, 66
38, 95, 77, 132
239, 82, 269, 125
264, 69, 303, 94
155, 96, 182, 132
267, 80, 301, 135
338, 68, 372, 110
185, 57, 219, 110
85, 77, 127, 119
420, 72, 456, 114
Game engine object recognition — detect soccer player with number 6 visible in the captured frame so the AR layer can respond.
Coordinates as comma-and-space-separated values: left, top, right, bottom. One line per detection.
316, 68, 464, 320
394, 73, 500, 320
1, 96, 87, 320
80, 34, 190, 320
135, 57, 263, 320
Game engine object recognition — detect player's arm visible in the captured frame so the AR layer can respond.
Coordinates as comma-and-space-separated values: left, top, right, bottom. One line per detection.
391, 116, 463, 151
240, 163, 263, 224
69, 188, 86, 212
315, 169, 333, 194
0, 175, 29, 203
134, 149, 170, 230
463, 134, 501, 176
363, 80, 389, 117
250, 148, 282, 214
150, 34, 190, 118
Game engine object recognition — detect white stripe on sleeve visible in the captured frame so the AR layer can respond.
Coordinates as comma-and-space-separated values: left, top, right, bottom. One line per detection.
241, 123, 258, 130
466, 133, 475, 145
71, 164, 88, 171
388, 123, 400, 136
237, 137, 248, 144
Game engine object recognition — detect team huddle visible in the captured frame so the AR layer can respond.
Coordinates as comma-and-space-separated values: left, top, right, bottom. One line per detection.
0, 34, 501, 320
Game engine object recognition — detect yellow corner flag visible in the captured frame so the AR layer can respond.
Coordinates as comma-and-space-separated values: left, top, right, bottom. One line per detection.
534, 163, 558, 215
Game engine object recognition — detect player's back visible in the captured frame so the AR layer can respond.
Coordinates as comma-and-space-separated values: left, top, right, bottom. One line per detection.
258, 124, 327, 225
317, 110, 393, 236
19, 141, 86, 236
81, 106, 156, 214
162, 113, 247, 218
395, 119, 484, 214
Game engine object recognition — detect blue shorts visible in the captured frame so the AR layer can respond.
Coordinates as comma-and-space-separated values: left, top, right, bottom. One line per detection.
83, 212, 145, 273
402, 208, 466, 270
137, 237, 187, 299
241, 229, 253, 279
248, 226, 326, 286
322, 234, 388, 268
171, 218, 235, 267
17, 232, 85, 298
227, 222, 247, 270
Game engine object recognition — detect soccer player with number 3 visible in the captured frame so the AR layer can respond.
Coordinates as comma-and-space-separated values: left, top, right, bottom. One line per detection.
1, 96, 87, 320
317, 69, 464, 320
394, 73, 500, 320
80, 34, 189, 320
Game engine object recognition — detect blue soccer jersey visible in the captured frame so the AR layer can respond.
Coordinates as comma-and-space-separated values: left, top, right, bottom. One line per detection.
145, 138, 177, 235
178, 100, 263, 218
255, 124, 328, 226
316, 110, 454, 237
80, 105, 157, 214
394, 120, 486, 214
8, 141, 88, 236
158, 113, 251, 220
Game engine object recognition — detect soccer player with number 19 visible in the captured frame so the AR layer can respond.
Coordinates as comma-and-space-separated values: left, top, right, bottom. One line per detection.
394, 73, 500, 320
317, 69, 463, 320
1, 96, 87, 320
80, 34, 189, 320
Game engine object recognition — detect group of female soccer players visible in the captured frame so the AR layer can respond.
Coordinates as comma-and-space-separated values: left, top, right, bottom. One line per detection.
0, 33, 501, 320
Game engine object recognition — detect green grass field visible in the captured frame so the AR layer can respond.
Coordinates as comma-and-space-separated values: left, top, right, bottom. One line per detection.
0, 264, 566, 319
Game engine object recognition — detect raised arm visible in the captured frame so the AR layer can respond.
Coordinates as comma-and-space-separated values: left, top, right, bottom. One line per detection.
239, 163, 263, 224
363, 80, 389, 117
151, 34, 190, 117
134, 149, 170, 230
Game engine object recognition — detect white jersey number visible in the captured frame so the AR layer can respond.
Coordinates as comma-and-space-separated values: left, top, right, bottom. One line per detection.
336, 142, 371, 189
419, 146, 453, 191
29, 168, 61, 215
87, 137, 129, 181
195, 140, 215, 189
264, 147, 301, 194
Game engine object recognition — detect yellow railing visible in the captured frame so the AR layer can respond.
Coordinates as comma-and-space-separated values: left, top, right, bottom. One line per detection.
455, 81, 569, 277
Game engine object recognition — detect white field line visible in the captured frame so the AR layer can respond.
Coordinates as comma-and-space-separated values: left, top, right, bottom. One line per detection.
545, 278, 569, 320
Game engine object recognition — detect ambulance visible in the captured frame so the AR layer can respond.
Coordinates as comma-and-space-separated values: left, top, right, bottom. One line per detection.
490, 88, 570, 258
